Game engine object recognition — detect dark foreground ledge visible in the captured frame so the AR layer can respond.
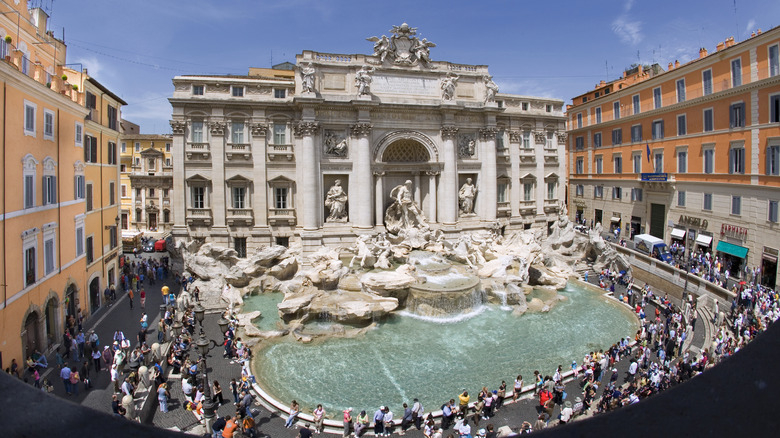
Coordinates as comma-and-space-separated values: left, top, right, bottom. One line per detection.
3, 321, 780, 438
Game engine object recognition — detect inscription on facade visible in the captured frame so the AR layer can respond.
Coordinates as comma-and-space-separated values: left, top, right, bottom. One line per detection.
372, 75, 438, 96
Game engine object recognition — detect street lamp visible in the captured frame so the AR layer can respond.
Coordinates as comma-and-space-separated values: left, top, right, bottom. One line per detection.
193, 302, 205, 328
195, 330, 222, 434
171, 319, 183, 338
217, 315, 230, 336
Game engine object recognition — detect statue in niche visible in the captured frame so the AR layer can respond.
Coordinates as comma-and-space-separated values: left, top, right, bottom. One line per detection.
441, 72, 459, 101
384, 180, 428, 235
458, 178, 477, 216
483, 75, 499, 103
324, 131, 348, 157
325, 179, 348, 222
300, 62, 316, 93
458, 134, 476, 158
355, 65, 375, 96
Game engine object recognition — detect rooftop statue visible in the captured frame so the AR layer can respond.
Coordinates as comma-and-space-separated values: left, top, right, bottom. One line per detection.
366, 23, 436, 67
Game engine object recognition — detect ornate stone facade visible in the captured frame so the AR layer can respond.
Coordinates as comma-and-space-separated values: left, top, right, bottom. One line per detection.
169, 24, 565, 253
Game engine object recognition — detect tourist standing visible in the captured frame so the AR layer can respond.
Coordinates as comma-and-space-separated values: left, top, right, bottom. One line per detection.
343, 407, 353, 437
373, 406, 386, 436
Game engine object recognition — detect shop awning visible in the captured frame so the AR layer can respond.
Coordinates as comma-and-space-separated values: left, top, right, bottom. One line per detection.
610, 217, 621, 223
695, 234, 713, 246
716, 241, 749, 259
670, 228, 686, 240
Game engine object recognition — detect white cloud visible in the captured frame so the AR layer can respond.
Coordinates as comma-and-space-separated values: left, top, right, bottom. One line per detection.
73, 55, 105, 79
612, 15, 643, 46
745, 19, 756, 34
121, 93, 173, 133
624, 0, 635, 13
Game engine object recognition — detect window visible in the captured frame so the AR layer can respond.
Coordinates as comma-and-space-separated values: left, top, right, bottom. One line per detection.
43, 175, 56, 205
191, 186, 205, 209
729, 102, 745, 128
574, 136, 583, 150
24, 245, 36, 287
633, 153, 642, 173
771, 45, 779, 77
75, 222, 84, 256
522, 102, 529, 111
731, 58, 742, 87
523, 182, 533, 201
135, 187, 142, 197
594, 185, 603, 198
232, 186, 246, 209
75, 175, 85, 199
109, 226, 117, 249
768, 145, 780, 175
85, 136, 98, 163
704, 148, 714, 174
703, 193, 713, 211
108, 142, 117, 165
135, 142, 140, 152
677, 114, 687, 136
630, 124, 642, 142
703, 69, 713, 96
612, 128, 622, 146
654, 152, 664, 173
771, 95, 780, 123
547, 181, 556, 200
576, 185, 584, 196
546, 132, 553, 148
163, 210, 170, 223
23, 154, 37, 209
653, 87, 662, 109
593, 132, 602, 148
191, 121, 204, 143
24, 101, 36, 136
614, 155, 622, 174
166, 158, 171, 166
134, 157, 140, 167
703, 108, 714, 132
107, 105, 118, 131
770, 200, 779, 223
273, 123, 286, 144
109, 182, 115, 205
43, 109, 54, 140
121, 142, 127, 153
729, 145, 745, 174
234, 237, 247, 258
274, 89, 286, 99
75, 122, 83, 147
232, 122, 245, 143
632, 95, 640, 114
121, 184, 127, 198
275, 187, 288, 208
612, 187, 622, 200
135, 209, 142, 222
163, 189, 169, 198
232, 86, 244, 97
676, 79, 686, 103
631, 188, 643, 201
613, 101, 621, 120
731, 195, 741, 215
522, 131, 531, 149
192, 85, 204, 95
576, 113, 582, 129
677, 150, 687, 173
576, 157, 584, 174
120, 164, 126, 172
545, 104, 552, 113
44, 230, 56, 275
678, 191, 686, 207
595, 156, 603, 174
595, 107, 602, 124
148, 159, 155, 172
497, 182, 507, 203
651, 120, 664, 140
86, 236, 94, 264
166, 143, 171, 152
86, 183, 93, 211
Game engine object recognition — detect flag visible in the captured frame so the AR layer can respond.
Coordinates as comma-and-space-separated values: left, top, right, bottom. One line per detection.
646, 142, 651, 163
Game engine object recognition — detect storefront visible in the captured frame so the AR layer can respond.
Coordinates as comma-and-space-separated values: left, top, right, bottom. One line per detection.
695, 234, 713, 253
716, 240, 749, 277
594, 209, 603, 227
630, 216, 642, 239
610, 215, 621, 234
761, 247, 778, 289
677, 215, 711, 255
670, 227, 686, 244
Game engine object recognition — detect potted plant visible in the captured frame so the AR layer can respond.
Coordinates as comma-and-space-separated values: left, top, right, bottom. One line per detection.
4, 36, 11, 44
72, 84, 78, 91
61, 74, 67, 81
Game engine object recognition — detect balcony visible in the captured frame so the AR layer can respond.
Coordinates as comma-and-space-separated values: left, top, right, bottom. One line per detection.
86, 108, 100, 122
267, 144, 294, 161
162, 198, 171, 209
496, 147, 510, 163
186, 208, 213, 226
497, 201, 511, 217
227, 208, 254, 226
544, 154, 559, 164
268, 208, 296, 226
544, 198, 560, 213
519, 152, 536, 164
519, 200, 536, 215
185, 142, 211, 160
134, 199, 142, 209
226, 143, 252, 161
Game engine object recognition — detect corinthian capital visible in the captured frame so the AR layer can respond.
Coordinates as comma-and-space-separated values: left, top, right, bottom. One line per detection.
169, 120, 185, 135
350, 123, 372, 137
440, 125, 458, 139
479, 127, 498, 140
209, 121, 226, 135
294, 121, 320, 137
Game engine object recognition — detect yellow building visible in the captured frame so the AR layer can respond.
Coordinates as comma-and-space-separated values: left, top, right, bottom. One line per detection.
0, 2, 88, 366
119, 130, 174, 233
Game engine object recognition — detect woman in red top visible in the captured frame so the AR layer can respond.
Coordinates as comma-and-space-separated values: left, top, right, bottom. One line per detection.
140, 289, 146, 310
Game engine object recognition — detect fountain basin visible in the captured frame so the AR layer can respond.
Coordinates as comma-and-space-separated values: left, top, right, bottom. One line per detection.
406, 274, 482, 317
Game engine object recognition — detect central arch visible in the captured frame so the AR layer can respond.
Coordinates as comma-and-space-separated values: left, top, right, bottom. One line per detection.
373, 130, 439, 163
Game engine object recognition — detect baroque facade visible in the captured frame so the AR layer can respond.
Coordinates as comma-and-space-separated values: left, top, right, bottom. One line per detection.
567, 27, 780, 288
170, 24, 565, 254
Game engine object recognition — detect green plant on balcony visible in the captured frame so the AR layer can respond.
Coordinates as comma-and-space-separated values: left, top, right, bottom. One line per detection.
72, 84, 78, 91
61, 74, 67, 81
4, 36, 11, 44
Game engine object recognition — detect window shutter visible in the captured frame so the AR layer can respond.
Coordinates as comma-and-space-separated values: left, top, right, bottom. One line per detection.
729, 149, 734, 174
767, 147, 771, 175
740, 103, 745, 126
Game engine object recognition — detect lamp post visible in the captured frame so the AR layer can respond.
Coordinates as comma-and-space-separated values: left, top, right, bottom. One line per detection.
217, 315, 229, 337
195, 330, 221, 434
170, 319, 182, 338
193, 302, 205, 329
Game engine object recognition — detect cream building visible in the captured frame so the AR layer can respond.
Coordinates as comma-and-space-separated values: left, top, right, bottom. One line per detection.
119, 131, 174, 232
170, 24, 566, 254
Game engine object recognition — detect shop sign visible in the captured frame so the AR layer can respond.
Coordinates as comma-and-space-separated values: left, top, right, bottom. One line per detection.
678, 215, 708, 230
641, 172, 668, 181
721, 223, 747, 240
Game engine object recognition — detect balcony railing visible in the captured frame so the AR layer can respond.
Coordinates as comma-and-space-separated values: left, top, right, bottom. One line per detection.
227, 208, 254, 226
519, 200, 536, 215
543, 198, 560, 213
544, 154, 559, 164
185, 142, 211, 160
268, 207, 296, 226
186, 208, 213, 226
267, 144, 294, 161
519, 152, 536, 164
226, 143, 251, 161
497, 201, 511, 217
496, 147, 510, 163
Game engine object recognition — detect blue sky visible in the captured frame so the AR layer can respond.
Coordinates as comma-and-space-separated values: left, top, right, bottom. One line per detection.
46, 0, 779, 133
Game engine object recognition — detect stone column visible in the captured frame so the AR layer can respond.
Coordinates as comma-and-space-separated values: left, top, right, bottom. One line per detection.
351, 123, 373, 229
169, 121, 187, 236
427, 171, 438, 223
374, 171, 385, 227
413, 172, 421, 204
440, 125, 459, 224
209, 121, 227, 228
534, 131, 546, 216
296, 121, 320, 231
508, 131, 522, 218
250, 123, 269, 227
480, 127, 498, 221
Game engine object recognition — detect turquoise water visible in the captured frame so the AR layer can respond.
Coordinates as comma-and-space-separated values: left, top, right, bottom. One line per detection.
242, 293, 285, 331
251, 282, 638, 416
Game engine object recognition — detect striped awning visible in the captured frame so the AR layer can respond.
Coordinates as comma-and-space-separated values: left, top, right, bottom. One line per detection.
670, 228, 686, 239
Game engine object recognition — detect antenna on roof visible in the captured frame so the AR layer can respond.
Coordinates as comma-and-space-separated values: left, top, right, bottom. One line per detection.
732, 0, 740, 42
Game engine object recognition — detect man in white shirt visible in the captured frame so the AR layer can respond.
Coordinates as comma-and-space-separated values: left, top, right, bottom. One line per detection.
559, 401, 573, 424
627, 359, 639, 382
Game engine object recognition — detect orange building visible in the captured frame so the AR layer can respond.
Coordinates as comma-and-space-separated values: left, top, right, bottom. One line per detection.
567, 28, 780, 288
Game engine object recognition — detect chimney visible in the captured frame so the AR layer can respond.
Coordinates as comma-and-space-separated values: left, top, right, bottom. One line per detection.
751, 31, 756, 38
599, 80, 606, 86
757, 29, 762, 35
699, 47, 708, 58
716, 41, 725, 51
675, 60, 680, 68
725, 36, 735, 48
668, 62, 673, 70
30, 8, 49, 36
